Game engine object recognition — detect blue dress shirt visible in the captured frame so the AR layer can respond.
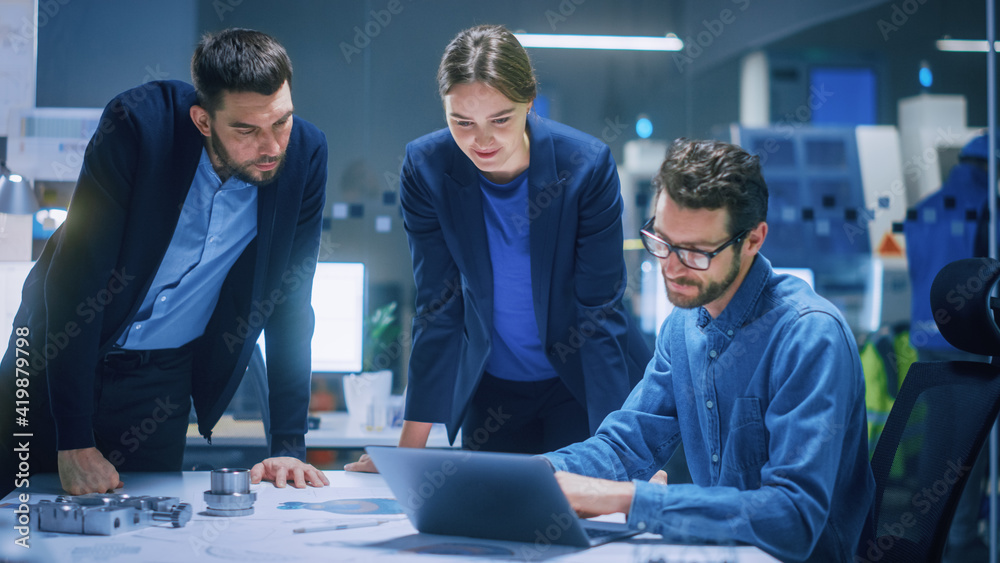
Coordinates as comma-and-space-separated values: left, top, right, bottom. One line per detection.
544, 254, 874, 562
117, 149, 258, 350
480, 171, 559, 382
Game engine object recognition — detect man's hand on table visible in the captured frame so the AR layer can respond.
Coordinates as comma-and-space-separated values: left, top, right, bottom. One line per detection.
250, 457, 330, 488
58, 447, 125, 495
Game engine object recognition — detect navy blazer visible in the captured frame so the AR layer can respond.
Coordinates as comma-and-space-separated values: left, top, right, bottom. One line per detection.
2, 81, 327, 458
400, 113, 650, 442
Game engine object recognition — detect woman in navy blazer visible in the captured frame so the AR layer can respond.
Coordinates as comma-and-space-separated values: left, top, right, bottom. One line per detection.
349, 25, 649, 470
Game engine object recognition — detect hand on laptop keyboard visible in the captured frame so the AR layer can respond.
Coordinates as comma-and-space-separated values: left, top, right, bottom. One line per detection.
553, 471, 637, 519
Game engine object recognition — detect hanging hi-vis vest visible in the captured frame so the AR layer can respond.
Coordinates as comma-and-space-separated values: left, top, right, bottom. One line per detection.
860, 325, 917, 459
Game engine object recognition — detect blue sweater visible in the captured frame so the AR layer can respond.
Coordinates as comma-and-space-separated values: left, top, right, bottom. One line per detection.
480, 170, 559, 382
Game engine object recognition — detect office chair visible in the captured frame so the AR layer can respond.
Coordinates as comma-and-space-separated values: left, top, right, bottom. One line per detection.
859, 257, 1000, 562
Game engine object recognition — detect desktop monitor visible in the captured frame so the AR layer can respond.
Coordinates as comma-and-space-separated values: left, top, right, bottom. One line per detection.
259, 261, 365, 373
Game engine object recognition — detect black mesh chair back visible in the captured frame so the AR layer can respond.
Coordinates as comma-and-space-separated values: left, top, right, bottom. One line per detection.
859, 257, 1000, 562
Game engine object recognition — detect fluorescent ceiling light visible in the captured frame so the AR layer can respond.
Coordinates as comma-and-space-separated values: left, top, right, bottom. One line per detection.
514, 33, 683, 51
936, 39, 1000, 52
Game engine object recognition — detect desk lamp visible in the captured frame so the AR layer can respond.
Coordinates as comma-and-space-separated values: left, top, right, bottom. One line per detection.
0, 161, 39, 260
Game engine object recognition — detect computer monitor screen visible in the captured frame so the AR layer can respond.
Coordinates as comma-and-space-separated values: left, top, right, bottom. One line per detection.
306, 262, 365, 372
259, 261, 365, 373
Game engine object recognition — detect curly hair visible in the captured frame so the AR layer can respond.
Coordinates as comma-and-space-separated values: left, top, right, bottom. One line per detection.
653, 138, 768, 236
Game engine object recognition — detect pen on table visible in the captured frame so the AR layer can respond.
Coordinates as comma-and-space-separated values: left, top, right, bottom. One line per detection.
293, 520, 391, 534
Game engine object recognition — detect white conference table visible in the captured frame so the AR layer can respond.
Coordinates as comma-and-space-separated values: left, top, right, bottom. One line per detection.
0, 471, 779, 563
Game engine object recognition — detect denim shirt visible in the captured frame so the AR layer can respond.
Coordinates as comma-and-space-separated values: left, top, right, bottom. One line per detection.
544, 255, 875, 562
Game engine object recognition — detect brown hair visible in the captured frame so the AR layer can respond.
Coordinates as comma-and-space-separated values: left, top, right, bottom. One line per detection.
191, 28, 292, 115
654, 138, 768, 236
437, 25, 537, 103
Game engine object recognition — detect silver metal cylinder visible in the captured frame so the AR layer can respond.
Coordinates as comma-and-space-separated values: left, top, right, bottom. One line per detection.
210, 467, 251, 494
204, 468, 256, 517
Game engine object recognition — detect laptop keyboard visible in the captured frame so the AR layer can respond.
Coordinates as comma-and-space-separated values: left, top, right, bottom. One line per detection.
585, 527, 625, 539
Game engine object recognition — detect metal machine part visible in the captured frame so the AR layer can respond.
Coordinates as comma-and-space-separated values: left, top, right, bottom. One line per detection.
29, 493, 192, 535
203, 467, 256, 517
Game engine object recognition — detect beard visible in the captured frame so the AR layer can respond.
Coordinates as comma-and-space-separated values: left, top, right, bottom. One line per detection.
665, 250, 742, 309
209, 126, 286, 186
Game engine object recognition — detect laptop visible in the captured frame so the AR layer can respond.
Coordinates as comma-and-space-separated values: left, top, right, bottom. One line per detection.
365, 446, 638, 548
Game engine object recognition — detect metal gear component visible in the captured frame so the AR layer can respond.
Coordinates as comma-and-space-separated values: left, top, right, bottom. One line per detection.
30, 494, 191, 535
204, 467, 257, 517
150, 503, 193, 527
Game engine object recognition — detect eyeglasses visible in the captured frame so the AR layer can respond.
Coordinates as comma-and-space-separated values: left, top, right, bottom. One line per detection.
639, 218, 748, 271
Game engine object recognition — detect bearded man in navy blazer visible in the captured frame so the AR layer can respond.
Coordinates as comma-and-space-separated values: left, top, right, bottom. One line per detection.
0, 28, 330, 495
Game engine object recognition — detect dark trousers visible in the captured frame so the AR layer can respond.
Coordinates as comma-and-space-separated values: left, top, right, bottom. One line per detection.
91, 346, 194, 472
461, 372, 590, 455
0, 344, 193, 496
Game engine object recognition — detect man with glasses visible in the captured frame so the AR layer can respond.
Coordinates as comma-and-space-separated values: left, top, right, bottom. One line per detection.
542, 138, 874, 562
